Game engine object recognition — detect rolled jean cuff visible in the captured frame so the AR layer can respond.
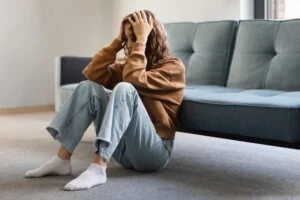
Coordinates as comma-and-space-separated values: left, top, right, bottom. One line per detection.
99, 150, 109, 162
46, 126, 74, 153
93, 138, 111, 162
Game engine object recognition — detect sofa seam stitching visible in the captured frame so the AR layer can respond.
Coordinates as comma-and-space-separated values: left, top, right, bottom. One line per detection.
262, 21, 281, 89
224, 21, 238, 86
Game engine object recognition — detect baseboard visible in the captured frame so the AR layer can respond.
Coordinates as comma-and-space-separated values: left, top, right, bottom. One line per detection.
0, 104, 55, 115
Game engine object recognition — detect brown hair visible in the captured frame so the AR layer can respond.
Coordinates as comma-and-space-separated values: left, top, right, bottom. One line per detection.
122, 10, 173, 70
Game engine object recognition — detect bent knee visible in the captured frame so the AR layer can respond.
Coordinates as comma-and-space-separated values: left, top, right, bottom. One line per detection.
113, 82, 135, 93
77, 80, 95, 89
77, 80, 105, 91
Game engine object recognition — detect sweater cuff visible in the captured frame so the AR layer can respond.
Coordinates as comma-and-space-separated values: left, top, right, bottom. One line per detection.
132, 42, 146, 53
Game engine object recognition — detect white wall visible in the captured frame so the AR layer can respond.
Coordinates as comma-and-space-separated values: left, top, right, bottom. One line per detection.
0, 0, 241, 109
112, 0, 240, 37
0, 0, 112, 109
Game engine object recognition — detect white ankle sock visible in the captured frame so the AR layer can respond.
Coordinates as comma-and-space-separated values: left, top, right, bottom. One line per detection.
25, 155, 71, 178
64, 163, 107, 191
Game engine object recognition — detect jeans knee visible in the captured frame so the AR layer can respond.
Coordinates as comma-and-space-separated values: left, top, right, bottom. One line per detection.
77, 80, 95, 91
113, 82, 135, 94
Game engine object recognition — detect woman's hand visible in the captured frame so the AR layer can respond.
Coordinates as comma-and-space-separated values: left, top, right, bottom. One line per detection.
128, 10, 153, 44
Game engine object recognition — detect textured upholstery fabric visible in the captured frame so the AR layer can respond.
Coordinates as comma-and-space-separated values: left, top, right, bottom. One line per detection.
165, 21, 237, 86
180, 86, 300, 142
164, 23, 195, 70
227, 19, 300, 91
183, 86, 300, 108
266, 19, 300, 91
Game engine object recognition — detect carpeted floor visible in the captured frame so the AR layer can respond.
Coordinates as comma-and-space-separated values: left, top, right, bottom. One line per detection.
1, 111, 300, 200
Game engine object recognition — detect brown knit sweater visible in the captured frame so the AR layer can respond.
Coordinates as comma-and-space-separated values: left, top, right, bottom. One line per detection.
82, 38, 185, 139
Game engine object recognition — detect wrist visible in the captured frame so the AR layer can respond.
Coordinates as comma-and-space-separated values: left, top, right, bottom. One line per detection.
136, 37, 147, 44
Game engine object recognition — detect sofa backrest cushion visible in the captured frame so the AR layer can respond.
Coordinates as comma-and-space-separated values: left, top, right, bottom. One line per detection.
227, 19, 300, 91
164, 23, 195, 71
165, 21, 237, 86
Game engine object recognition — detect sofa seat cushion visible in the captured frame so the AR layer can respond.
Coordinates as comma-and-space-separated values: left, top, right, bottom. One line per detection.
179, 86, 300, 143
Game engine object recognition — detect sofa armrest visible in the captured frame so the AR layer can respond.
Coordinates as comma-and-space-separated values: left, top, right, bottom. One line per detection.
54, 56, 92, 111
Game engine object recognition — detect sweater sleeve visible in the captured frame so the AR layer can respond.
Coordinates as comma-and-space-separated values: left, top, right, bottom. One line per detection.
82, 39, 123, 89
122, 43, 185, 92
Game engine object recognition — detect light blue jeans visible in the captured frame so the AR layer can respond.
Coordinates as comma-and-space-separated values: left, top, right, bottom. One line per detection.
47, 80, 173, 171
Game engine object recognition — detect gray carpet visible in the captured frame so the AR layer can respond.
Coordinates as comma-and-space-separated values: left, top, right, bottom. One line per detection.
1, 112, 300, 200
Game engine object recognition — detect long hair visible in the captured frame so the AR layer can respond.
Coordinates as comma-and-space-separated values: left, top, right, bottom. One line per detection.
122, 10, 173, 70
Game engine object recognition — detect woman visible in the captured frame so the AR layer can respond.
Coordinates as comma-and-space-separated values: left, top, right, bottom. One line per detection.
25, 10, 185, 191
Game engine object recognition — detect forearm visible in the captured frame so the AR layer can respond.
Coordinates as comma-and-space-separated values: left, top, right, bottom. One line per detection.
122, 42, 147, 84
83, 38, 123, 81
122, 43, 184, 91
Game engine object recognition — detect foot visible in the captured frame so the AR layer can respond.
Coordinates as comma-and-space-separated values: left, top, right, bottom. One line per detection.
25, 155, 72, 178
64, 163, 107, 191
